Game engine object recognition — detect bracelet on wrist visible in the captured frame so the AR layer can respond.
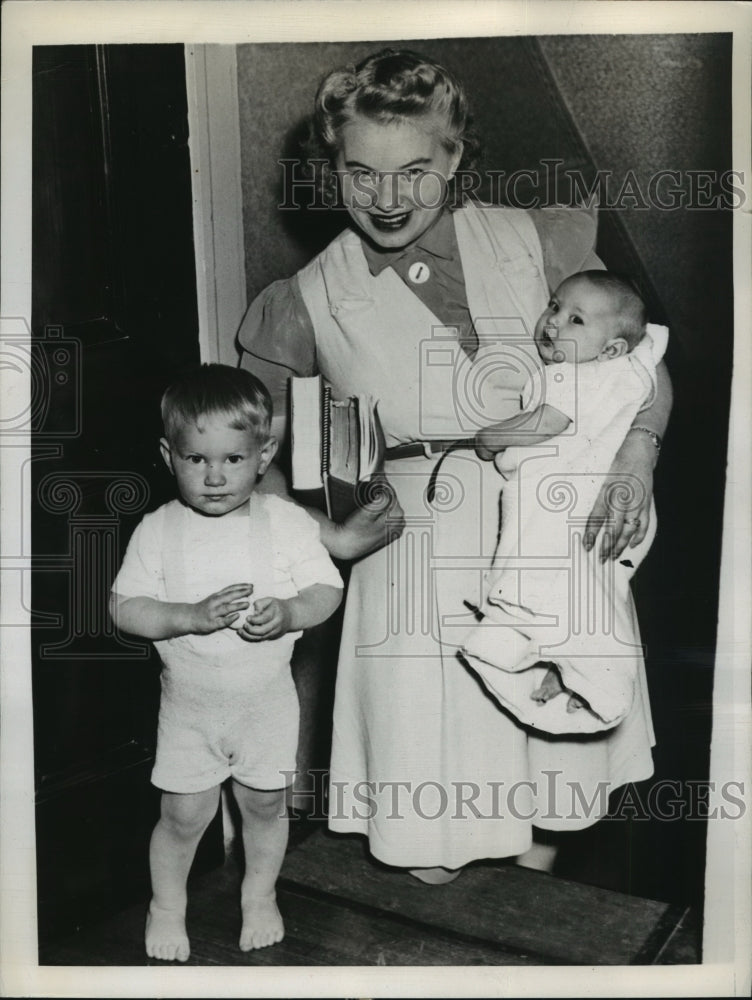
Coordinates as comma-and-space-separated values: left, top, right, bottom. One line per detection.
628, 425, 662, 452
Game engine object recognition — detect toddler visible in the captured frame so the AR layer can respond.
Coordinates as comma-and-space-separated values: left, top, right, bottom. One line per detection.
110, 364, 343, 961
462, 271, 667, 733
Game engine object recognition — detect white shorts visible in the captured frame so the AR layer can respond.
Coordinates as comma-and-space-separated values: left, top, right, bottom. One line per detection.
151, 654, 299, 793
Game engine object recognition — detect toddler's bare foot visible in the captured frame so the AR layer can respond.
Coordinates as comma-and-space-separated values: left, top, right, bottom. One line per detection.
531, 664, 564, 704
239, 892, 284, 951
145, 901, 190, 962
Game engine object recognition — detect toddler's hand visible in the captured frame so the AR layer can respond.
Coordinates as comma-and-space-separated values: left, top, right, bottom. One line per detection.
191, 583, 253, 634
335, 475, 405, 559
237, 597, 292, 642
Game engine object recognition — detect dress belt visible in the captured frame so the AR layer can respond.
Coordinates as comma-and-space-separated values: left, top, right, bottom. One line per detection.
384, 438, 478, 504
385, 439, 475, 461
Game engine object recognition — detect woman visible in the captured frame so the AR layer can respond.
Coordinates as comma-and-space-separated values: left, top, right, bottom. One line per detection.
238, 49, 671, 881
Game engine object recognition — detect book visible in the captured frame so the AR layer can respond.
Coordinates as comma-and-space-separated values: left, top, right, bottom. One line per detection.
289, 375, 387, 522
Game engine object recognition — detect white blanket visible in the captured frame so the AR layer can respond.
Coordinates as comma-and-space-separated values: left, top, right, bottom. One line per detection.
462, 325, 668, 733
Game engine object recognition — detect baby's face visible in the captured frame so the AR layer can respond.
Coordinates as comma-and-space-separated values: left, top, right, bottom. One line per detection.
161, 417, 275, 517
534, 276, 620, 365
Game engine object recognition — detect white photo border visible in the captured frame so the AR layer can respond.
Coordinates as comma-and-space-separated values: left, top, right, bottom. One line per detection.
1, 2, 750, 997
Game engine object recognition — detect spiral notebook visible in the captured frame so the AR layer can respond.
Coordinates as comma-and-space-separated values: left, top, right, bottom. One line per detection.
289, 375, 387, 522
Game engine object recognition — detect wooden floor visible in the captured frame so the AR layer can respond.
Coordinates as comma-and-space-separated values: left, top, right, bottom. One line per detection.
40, 825, 700, 967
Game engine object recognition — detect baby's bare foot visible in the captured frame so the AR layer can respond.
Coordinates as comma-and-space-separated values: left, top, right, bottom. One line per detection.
566, 693, 588, 713
145, 901, 190, 962
239, 893, 284, 951
531, 665, 564, 704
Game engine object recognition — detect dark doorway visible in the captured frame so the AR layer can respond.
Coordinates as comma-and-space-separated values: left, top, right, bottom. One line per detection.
31, 43, 220, 947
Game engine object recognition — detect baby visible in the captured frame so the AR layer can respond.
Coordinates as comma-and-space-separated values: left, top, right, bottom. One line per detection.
110, 364, 343, 962
462, 271, 667, 733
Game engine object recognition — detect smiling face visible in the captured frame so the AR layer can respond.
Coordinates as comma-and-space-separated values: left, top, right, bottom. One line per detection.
534, 275, 628, 365
334, 115, 462, 250
160, 416, 277, 517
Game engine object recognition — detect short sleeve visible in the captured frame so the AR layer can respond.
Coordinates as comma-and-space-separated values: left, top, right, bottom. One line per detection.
528, 207, 603, 292
267, 496, 343, 593
237, 276, 319, 411
111, 511, 165, 600
237, 277, 316, 374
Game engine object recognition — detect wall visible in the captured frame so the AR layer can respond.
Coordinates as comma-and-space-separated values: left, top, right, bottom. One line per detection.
538, 33, 733, 363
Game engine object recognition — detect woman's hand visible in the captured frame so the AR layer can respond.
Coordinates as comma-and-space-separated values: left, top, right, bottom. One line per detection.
584, 431, 657, 561
327, 475, 405, 561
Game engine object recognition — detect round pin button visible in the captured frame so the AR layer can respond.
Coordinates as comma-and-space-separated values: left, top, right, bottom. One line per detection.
408, 261, 430, 284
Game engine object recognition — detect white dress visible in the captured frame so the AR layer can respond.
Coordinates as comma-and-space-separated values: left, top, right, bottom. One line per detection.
239, 203, 656, 866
